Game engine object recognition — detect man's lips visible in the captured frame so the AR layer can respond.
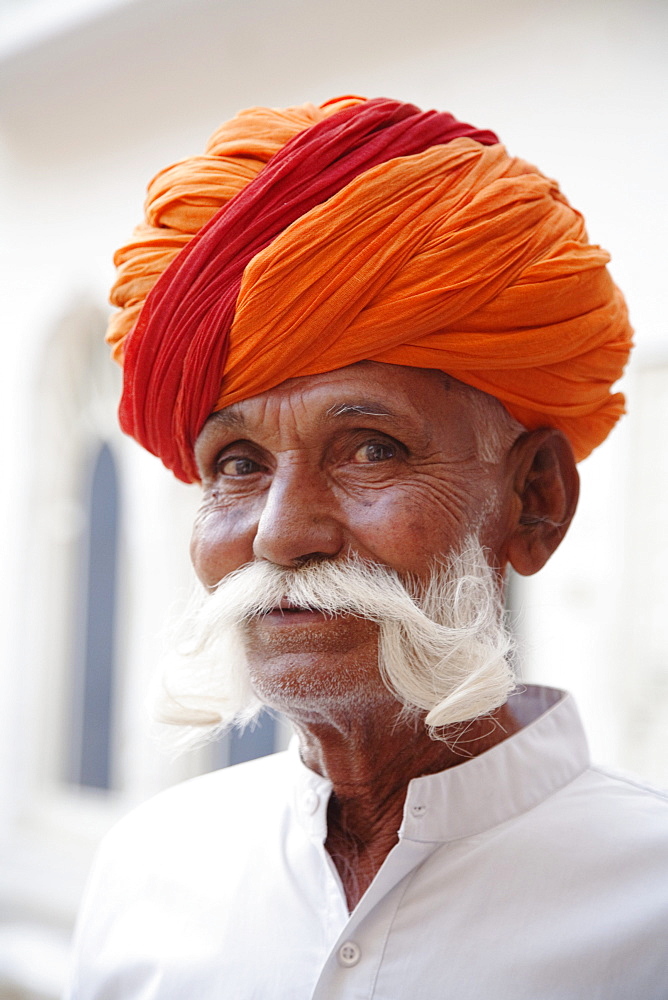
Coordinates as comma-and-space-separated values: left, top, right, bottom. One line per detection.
267, 603, 323, 615
245, 602, 378, 650
259, 602, 334, 623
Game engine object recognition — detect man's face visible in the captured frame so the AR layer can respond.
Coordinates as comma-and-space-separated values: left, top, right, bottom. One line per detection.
190, 362, 519, 716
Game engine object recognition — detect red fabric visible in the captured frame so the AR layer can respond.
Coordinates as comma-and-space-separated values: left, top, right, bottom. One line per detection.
119, 98, 499, 482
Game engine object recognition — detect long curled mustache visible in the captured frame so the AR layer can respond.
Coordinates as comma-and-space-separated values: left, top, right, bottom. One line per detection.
152, 537, 515, 750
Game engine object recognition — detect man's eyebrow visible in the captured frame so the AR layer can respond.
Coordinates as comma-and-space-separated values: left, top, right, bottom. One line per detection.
207, 406, 245, 429
204, 401, 401, 432
325, 402, 398, 419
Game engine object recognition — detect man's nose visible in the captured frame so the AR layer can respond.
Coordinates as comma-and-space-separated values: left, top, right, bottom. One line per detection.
252, 465, 344, 567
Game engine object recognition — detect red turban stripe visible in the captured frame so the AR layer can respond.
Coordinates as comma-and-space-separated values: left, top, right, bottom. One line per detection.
118, 99, 500, 481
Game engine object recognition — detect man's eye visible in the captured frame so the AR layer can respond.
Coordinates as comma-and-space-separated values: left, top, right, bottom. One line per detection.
218, 456, 262, 476
353, 441, 396, 464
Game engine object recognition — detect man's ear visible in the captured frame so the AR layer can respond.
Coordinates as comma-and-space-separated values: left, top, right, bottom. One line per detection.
506, 429, 580, 577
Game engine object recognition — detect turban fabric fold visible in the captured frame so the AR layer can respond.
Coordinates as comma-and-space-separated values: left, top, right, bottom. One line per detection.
110, 96, 632, 483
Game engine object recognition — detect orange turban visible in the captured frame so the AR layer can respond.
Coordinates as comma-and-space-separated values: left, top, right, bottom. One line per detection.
109, 97, 632, 483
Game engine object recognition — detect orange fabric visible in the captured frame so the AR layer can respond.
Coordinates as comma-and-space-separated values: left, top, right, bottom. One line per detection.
109, 96, 632, 475
115, 98, 505, 482
217, 140, 630, 460
108, 96, 365, 361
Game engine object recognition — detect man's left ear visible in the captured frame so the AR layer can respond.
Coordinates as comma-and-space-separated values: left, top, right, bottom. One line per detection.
505, 428, 580, 577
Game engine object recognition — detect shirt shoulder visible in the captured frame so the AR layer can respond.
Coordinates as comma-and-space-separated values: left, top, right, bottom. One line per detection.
587, 764, 668, 803
573, 764, 668, 850
100, 748, 294, 868
568, 763, 668, 825
513, 760, 668, 851
66, 749, 307, 999
504, 762, 668, 915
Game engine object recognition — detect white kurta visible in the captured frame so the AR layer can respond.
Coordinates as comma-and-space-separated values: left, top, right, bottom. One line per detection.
66, 687, 668, 999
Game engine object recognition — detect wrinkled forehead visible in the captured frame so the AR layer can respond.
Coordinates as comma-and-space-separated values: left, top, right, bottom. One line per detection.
201, 361, 523, 461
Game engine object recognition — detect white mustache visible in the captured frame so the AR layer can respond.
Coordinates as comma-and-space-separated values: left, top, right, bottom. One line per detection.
154, 539, 515, 748
190, 556, 432, 638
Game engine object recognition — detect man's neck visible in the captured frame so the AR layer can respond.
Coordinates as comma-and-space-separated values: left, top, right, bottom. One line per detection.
294, 703, 520, 911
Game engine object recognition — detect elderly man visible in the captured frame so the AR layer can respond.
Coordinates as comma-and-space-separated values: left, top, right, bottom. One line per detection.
67, 98, 667, 999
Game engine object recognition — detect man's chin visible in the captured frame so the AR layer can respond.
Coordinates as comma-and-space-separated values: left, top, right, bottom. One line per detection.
243, 610, 379, 657
243, 619, 390, 716
246, 656, 402, 720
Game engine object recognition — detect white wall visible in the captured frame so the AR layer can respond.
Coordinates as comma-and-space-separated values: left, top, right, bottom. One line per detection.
0, 0, 666, 993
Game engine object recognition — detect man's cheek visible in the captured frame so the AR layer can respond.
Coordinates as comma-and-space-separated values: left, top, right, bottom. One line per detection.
190, 511, 254, 587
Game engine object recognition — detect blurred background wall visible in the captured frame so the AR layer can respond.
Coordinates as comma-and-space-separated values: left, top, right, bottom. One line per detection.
0, 0, 666, 995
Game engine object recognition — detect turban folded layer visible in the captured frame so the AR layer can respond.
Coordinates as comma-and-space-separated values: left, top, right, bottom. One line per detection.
110, 96, 632, 483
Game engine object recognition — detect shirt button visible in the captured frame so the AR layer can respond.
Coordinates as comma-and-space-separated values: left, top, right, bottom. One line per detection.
302, 789, 319, 814
338, 941, 361, 967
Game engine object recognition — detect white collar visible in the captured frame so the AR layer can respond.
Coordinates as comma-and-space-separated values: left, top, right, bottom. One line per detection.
289, 685, 589, 844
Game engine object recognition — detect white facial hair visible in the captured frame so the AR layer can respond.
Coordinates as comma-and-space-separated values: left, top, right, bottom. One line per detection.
152, 537, 515, 751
